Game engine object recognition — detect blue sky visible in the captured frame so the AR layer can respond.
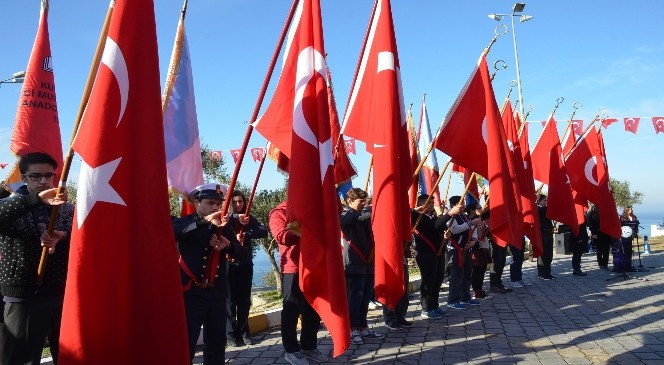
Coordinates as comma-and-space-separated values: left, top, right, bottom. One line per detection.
1, 0, 662, 218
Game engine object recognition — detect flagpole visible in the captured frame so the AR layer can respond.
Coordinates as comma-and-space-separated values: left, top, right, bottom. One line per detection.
560, 101, 582, 145
416, 26, 508, 177
241, 146, 268, 235
363, 155, 373, 192
37, 0, 115, 283
219, 0, 299, 218
563, 112, 601, 159
442, 167, 453, 204
411, 157, 452, 232
161, 0, 189, 113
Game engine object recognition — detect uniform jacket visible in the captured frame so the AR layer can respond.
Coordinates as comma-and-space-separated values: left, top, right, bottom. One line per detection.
0, 187, 73, 298
172, 214, 245, 298
340, 205, 374, 275
411, 210, 452, 256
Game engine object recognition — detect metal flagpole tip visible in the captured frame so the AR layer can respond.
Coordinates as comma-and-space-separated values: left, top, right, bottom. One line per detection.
509, 80, 518, 87
493, 60, 508, 71
495, 24, 509, 37
572, 101, 583, 110
555, 97, 565, 108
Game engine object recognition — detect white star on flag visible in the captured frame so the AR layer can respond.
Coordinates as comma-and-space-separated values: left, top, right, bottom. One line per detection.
76, 157, 126, 228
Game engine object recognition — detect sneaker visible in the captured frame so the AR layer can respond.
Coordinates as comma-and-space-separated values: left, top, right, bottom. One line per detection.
573, 270, 588, 276
434, 307, 450, 316
460, 299, 481, 306
241, 335, 255, 346
301, 349, 328, 363
447, 302, 465, 310
350, 330, 364, 345
548, 275, 556, 279
511, 281, 524, 288
368, 300, 382, 310
360, 329, 384, 339
538, 275, 551, 280
284, 351, 310, 365
385, 322, 404, 331
474, 290, 487, 299
398, 319, 414, 327
421, 310, 443, 319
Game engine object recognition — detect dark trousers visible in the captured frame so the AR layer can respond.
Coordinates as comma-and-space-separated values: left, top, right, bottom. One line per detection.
447, 249, 472, 304
0, 297, 63, 365
383, 263, 409, 324
346, 273, 374, 329
509, 244, 524, 282
281, 273, 320, 353
619, 237, 634, 271
226, 262, 253, 340
595, 232, 612, 267
570, 236, 586, 271
472, 264, 488, 292
415, 253, 444, 311
184, 292, 227, 365
537, 232, 554, 277
490, 242, 507, 286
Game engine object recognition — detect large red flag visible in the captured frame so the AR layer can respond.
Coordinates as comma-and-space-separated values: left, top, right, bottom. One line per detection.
255, 0, 350, 356
406, 107, 420, 208
566, 126, 621, 237
561, 126, 589, 226
531, 117, 579, 235
434, 55, 521, 247
503, 103, 540, 256
596, 128, 622, 237
326, 66, 357, 187
515, 119, 543, 256
5, 1, 63, 191
341, 0, 410, 309
59, 1, 190, 363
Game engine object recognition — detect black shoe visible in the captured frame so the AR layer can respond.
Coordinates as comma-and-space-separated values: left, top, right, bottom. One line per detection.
490, 285, 507, 294
242, 335, 255, 346
538, 275, 551, 280
599, 265, 608, 270
398, 319, 414, 327
549, 275, 556, 279
573, 270, 588, 276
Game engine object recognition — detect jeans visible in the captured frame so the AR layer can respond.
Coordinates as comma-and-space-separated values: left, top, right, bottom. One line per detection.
383, 264, 409, 324
281, 273, 321, 353
509, 244, 524, 282
346, 274, 374, 328
447, 249, 472, 304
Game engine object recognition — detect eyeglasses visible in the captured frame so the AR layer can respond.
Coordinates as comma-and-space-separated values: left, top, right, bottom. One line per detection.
23, 173, 56, 182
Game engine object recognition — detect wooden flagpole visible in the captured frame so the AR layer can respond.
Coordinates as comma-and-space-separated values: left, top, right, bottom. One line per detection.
410, 157, 452, 232
37, 0, 116, 283
219, 0, 300, 218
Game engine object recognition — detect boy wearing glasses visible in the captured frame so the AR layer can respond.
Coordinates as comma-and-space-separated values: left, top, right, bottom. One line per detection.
0, 152, 73, 365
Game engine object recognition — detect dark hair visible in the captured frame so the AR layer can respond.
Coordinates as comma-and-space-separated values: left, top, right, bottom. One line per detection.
417, 194, 430, 205
449, 195, 462, 207
346, 188, 368, 201
18, 152, 57, 174
538, 194, 547, 203
230, 190, 247, 212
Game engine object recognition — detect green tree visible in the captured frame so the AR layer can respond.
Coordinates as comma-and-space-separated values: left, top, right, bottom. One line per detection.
249, 185, 287, 293
610, 178, 643, 209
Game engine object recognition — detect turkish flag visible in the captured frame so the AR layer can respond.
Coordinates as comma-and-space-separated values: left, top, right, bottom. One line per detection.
258, 0, 350, 356
565, 126, 621, 237
343, 138, 356, 154
229, 148, 241, 163
601, 118, 618, 129
571, 120, 584, 136
623, 117, 640, 134
341, 0, 410, 309
653, 117, 664, 134
406, 108, 420, 208
434, 55, 521, 247
59, 1, 190, 364
416, 97, 442, 209
6, 1, 62, 190
209, 150, 222, 162
561, 126, 589, 228
515, 118, 542, 257
531, 117, 579, 235
250, 147, 265, 162
266, 142, 289, 173
326, 66, 357, 187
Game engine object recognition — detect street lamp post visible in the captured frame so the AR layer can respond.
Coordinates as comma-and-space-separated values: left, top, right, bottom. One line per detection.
488, 3, 533, 119
0, 71, 26, 87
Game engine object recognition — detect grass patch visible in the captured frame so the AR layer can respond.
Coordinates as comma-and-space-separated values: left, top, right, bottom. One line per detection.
258, 290, 282, 302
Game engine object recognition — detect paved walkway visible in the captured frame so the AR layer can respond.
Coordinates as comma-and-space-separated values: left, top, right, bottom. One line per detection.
211, 251, 664, 364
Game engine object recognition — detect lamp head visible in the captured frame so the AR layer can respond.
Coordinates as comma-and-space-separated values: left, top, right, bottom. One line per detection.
520, 15, 533, 23
512, 3, 526, 13
488, 13, 503, 21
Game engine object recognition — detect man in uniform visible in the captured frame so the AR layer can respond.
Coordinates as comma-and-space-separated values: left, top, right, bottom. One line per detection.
172, 183, 245, 365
